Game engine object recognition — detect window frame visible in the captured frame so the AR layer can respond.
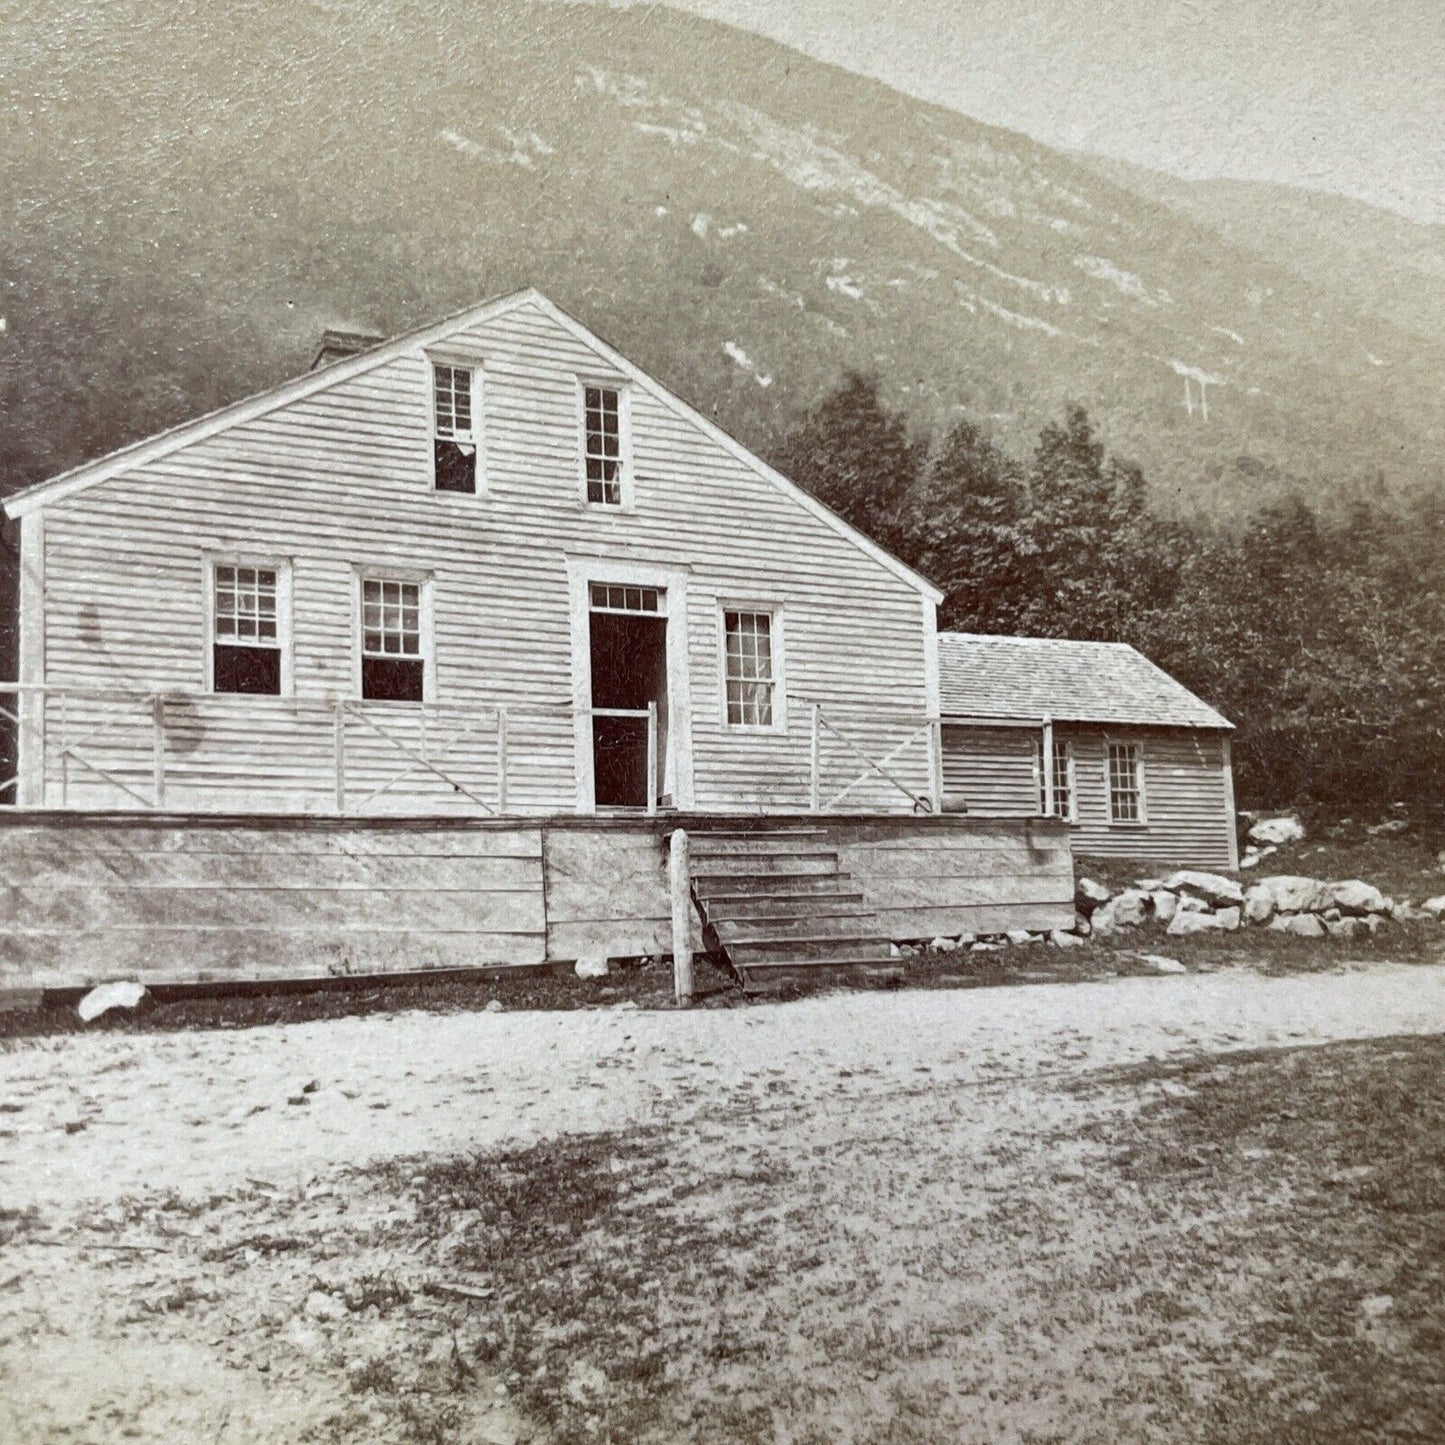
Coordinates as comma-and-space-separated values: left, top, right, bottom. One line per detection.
1033, 735, 1076, 822
576, 377, 634, 510
427, 354, 484, 496
204, 555, 293, 697
352, 568, 435, 704
716, 602, 786, 733
1105, 738, 1148, 826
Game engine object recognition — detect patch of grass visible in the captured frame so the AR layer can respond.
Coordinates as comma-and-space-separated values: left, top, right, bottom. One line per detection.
373, 1130, 782, 1444
1070, 1035, 1445, 1443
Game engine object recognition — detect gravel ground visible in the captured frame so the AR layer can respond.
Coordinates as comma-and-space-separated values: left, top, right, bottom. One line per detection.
3, 961, 1444, 1444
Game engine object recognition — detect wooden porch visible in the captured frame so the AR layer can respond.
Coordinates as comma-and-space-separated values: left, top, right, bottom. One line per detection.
0, 810, 1074, 995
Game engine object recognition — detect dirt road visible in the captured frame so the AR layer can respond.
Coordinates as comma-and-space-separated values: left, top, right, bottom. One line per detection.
5, 961, 1445, 1214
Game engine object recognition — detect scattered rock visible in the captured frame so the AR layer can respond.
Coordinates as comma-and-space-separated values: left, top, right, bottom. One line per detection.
1317, 880, 1389, 916
76, 980, 147, 1023
1005, 929, 1037, 946
1391, 900, 1431, 923
1163, 871, 1243, 907
957, 932, 976, 947
304, 1290, 345, 1322
1176, 893, 1210, 915
1140, 954, 1186, 974
574, 956, 610, 980
484, 999, 504, 1014
1361, 1294, 1395, 1319
1111, 890, 1150, 927
1050, 929, 1085, 948
1422, 896, 1445, 918
1244, 875, 1323, 920
888, 943, 902, 959
1151, 891, 1178, 925
1215, 907, 1242, 931
970, 941, 1004, 953
1089, 901, 1120, 936
928, 935, 956, 952
1238, 845, 1278, 870
1248, 814, 1305, 846
1075, 877, 1111, 911
1326, 917, 1364, 939
1366, 818, 1408, 836
1166, 910, 1231, 936
1270, 912, 1327, 938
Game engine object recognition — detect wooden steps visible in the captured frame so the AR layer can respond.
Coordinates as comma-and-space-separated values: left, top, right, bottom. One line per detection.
689, 828, 892, 982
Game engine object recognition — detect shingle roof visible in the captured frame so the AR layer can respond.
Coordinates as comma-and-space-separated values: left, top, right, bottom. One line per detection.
937, 633, 1232, 730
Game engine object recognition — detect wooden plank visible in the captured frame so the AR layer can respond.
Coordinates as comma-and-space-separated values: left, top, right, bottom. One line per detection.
0, 850, 543, 891
0, 885, 545, 933
873, 903, 1077, 938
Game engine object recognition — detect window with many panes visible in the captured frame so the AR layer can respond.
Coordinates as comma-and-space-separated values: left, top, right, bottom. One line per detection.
1107, 742, 1144, 823
588, 582, 660, 613
723, 610, 776, 727
583, 385, 623, 505
1035, 736, 1074, 820
432, 362, 477, 493
211, 563, 281, 695
361, 577, 425, 702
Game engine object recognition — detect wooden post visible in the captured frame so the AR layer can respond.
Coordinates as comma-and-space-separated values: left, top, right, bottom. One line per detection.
928, 717, 944, 814
496, 705, 509, 815
58, 690, 67, 809
151, 695, 166, 810
1041, 714, 1055, 817
333, 698, 346, 814
646, 701, 658, 817
669, 827, 694, 1005
809, 702, 821, 812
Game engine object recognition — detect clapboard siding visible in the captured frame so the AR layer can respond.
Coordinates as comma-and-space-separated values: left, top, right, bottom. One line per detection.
30, 298, 932, 814
940, 723, 1236, 869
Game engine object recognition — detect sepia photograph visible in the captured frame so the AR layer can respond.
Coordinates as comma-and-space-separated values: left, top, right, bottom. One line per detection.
2, 1, 1443, 1440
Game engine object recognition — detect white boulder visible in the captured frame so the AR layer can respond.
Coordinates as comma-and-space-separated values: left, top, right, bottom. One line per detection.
1050, 929, 1085, 948
1151, 891, 1178, 924
1005, 929, 1038, 945
1111, 890, 1151, 927
1166, 910, 1230, 936
1177, 893, 1211, 914
1269, 912, 1326, 938
574, 956, 610, 980
1075, 877, 1111, 910
1248, 814, 1305, 846
1139, 954, 1186, 974
1243, 876, 1323, 922
77, 980, 147, 1023
1215, 907, 1242, 931
1422, 897, 1445, 918
1163, 871, 1243, 907
1316, 880, 1389, 916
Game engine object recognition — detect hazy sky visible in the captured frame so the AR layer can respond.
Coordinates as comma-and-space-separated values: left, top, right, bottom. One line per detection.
660, 0, 1445, 224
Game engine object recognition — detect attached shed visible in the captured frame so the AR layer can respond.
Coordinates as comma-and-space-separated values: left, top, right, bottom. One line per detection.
938, 633, 1237, 870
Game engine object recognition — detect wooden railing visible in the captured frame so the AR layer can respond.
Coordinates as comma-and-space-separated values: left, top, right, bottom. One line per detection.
0, 685, 668, 816
805, 702, 943, 815
0, 685, 937, 817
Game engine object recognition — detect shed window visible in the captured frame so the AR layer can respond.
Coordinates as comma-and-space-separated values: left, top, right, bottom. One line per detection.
1035, 737, 1074, 820
212, 564, 280, 695
1107, 742, 1144, 823
584, 385, 623, 505
724, 611, 775, 727
361, 578, 425, 702
433, 363, 477, 493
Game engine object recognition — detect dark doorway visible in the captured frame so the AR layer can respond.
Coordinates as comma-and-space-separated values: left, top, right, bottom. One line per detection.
589, 608, 668, 809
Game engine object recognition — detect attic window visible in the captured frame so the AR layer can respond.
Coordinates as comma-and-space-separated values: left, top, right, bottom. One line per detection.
211, 564, 282, 695
583, 385, 624, 505
433, 362, 478, 493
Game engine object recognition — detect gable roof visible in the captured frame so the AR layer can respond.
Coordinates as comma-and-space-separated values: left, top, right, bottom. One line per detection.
2, 288, 942, 603
938, 632, 1232, 730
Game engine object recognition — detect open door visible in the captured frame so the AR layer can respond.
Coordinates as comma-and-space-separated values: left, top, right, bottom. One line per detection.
589, 586, 669, 809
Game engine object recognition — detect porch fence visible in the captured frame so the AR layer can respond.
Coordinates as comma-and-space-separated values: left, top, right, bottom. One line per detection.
0, 685, 949, 816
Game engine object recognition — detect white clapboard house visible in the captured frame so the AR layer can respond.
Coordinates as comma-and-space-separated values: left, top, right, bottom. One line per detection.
939, 633, 1238, 870
0, 289, 1079, 989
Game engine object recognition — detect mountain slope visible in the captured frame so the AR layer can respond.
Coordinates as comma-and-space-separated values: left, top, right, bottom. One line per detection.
1083, 154, 1445, 347
2, 0, 1442, 516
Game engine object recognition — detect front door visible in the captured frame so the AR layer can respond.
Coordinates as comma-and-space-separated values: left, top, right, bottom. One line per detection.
588, 583, 668, 809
